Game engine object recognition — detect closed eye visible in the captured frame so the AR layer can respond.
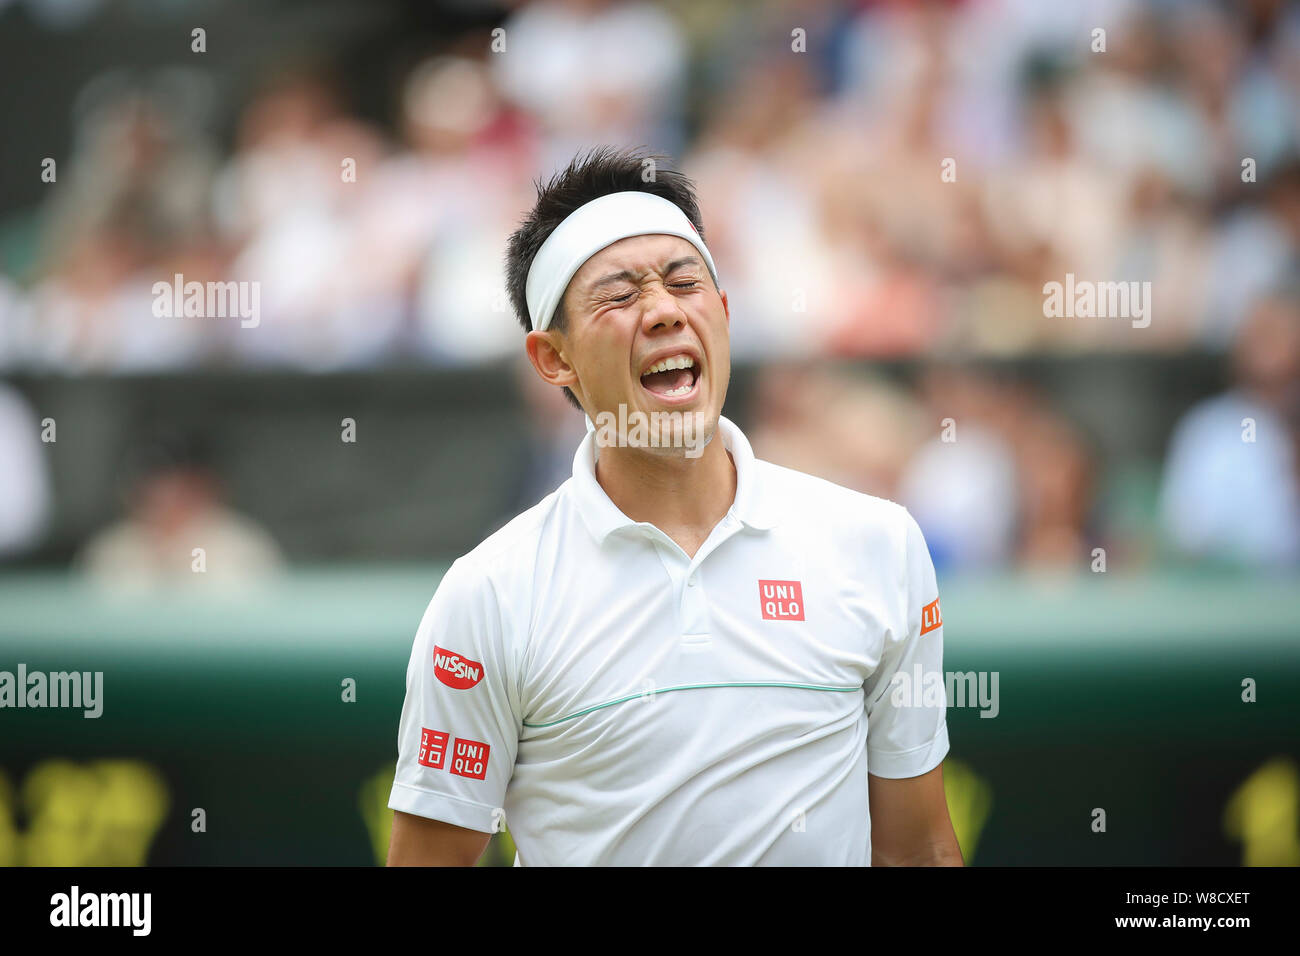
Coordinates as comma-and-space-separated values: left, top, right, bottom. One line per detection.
610, 281, 698, 305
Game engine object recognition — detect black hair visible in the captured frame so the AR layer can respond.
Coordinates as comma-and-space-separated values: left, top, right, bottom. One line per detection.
504, 145, 710, 410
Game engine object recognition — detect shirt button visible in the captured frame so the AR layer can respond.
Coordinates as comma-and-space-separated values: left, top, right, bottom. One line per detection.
687, 575, 697, 587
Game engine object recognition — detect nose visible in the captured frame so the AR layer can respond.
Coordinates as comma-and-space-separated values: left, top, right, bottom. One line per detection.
640, 282, 687, 333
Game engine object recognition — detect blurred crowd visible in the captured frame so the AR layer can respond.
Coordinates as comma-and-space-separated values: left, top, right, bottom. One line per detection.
3, 0, 1300, 368
0, 0, 1297, 575
747, 287, 1300, 573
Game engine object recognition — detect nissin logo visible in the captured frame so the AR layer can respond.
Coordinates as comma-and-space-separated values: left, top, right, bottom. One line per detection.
433, 646, 484, 689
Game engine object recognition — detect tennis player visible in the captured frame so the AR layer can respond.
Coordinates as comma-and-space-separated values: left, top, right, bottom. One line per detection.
387, 146, 963, 866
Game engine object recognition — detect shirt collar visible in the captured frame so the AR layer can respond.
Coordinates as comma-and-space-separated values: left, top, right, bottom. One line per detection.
570, 413, 779, 546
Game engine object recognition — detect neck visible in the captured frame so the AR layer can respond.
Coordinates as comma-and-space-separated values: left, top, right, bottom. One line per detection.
594, 430, 736, 559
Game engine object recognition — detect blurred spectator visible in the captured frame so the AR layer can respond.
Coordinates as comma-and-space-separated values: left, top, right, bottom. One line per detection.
0, 383, 51, 558
394, 55, 539, 364
1158, 291, 1300, 568
23, 74, 221, 370
1011, 390, 1098, 568
685, 55, 840, 360
1203, 158, 1300, 347
215, 69, 397, 369
898, 367, 1023, 570
988, 77, 1129, 350
1108, 167, 1213, 349
748, 362, 928, 501
77, 434, 283, 592
491, 0, 688, 171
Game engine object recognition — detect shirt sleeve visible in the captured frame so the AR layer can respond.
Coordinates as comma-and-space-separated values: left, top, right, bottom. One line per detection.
862, 506, 950, 778
388, 557, 521, 833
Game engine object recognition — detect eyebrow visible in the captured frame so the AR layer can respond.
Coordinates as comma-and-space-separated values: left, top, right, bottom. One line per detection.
585, 256, 704, 296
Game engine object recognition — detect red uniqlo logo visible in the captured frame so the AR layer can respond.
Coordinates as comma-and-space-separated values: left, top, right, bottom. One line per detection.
759, 580, 805, 620
449, 737, 490, 780
920, 597, 943, 635
417, 728, 448, 769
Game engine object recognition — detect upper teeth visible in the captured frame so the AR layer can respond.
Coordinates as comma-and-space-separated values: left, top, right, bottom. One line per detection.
643, 355, 695, 376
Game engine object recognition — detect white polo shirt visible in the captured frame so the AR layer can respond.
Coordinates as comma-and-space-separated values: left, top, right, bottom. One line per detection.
389, 415, 949, 865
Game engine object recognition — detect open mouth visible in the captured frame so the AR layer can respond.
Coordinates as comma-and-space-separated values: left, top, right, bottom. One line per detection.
639, 353, 701, 400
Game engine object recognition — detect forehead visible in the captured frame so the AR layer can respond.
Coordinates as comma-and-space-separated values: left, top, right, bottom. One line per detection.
568, 233, 702, 294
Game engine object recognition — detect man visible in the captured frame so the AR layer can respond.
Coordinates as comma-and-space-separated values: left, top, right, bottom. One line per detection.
387, 146, 962, 866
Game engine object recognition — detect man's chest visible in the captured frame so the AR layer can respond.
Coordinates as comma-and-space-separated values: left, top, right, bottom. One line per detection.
516, 537, 898, 737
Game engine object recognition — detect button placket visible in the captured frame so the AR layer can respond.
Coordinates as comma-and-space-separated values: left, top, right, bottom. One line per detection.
648, 536, 691, 636
645, 514, 744, 644
680, 564, 712, 639
678, 515, 746, 642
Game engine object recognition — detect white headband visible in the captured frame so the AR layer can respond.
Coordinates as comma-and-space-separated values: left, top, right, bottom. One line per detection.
524, 191, 719, 332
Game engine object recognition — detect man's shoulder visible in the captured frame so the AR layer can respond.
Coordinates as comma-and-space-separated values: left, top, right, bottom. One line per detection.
753, 456, 932, 606
753, 456, 912, 535
440, 482, 572, 594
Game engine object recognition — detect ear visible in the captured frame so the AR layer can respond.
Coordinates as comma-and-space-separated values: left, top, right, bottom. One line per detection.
525, 330, 580, 391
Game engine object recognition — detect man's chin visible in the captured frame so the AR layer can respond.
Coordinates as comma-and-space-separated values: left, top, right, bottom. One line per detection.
590, 402, 718, 460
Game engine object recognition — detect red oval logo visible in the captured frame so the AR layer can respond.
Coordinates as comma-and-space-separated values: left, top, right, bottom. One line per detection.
433, 645, 484, 689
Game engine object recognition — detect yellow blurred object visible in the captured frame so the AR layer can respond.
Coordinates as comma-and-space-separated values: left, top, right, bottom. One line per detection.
0, 759, 169, 866
359, 764, 396, 866
943, 759, 994, 865
1224, 757, 1300, 866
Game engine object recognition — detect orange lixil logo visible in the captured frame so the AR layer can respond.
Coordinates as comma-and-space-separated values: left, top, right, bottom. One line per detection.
921, 597, 943, 635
